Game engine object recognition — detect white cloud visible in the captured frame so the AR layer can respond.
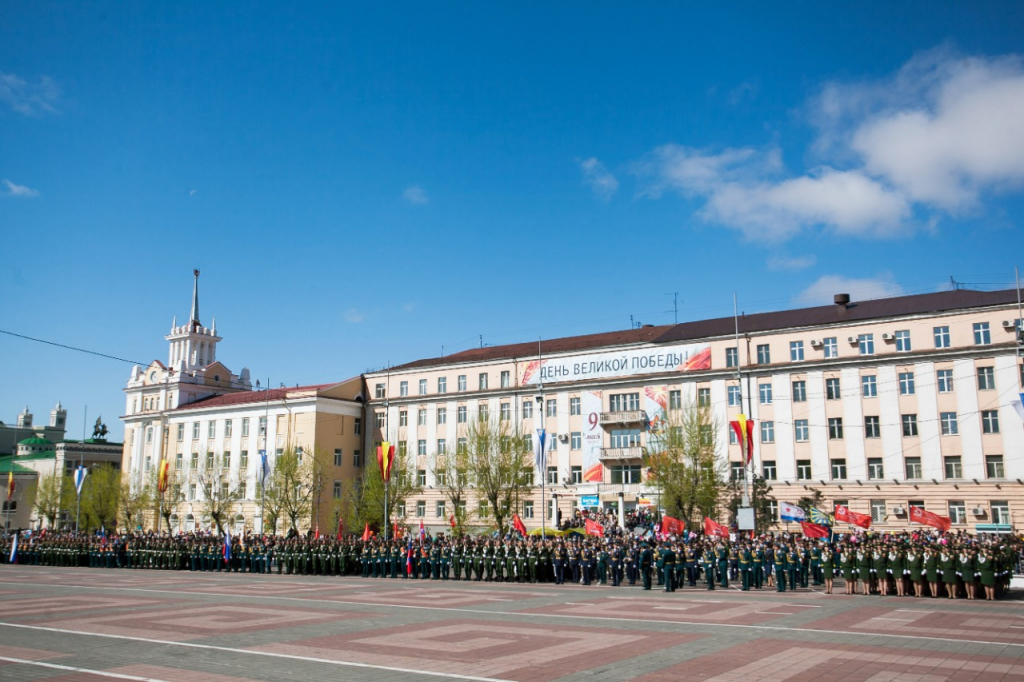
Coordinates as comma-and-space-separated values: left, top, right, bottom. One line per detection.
2, 179, 40, 198
579, 157, 619, 200
403, 185, 429, 205
766, 253, 817, 271
0, 72, 59, 115
794, 274, 904, 306
343, 308, 364, 323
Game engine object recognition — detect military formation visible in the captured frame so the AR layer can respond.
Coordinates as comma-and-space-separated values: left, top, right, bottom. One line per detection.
3, 530, 1020, 600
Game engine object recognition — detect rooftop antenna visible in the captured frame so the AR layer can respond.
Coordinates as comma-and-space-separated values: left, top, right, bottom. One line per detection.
949, 276, 963, 291
665, 292, 679, 324
479, 334, 483, 349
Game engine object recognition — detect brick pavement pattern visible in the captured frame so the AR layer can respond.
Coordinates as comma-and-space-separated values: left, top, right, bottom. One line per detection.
0, 566, 1022, 681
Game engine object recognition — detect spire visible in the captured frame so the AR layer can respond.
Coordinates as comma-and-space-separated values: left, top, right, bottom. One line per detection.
190, 269, 201, 329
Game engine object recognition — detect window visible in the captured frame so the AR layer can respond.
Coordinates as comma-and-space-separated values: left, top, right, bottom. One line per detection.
522, 501, 534, 519
396, 410, 407, 427
547, 466, 558, 485
823, 337, 838, 358
416, 469, 427, 486
826, 377, 841, 400
571, 466, 582, 483
948, 501, 966, 525
375, 412, 386, 429
193, 422, 201, 439
417, 440, 427, 456
190, 452, 198, 470
864, 415, 881, 438
973, 322, 991, 345
436, 469, 448, 486
902, 414, 918, 437
794, 419, 809, 442
500, 370, 510, 388
697, 388, 710, 407
500, 403, 510, 421
796, 460, 811, 480
353, 450, 363, 466
790, 340, 804, 362
727, 385, 741, 406
792, 380, 806, 402
546, 399, 558, 417
762, 461, 777, 480
991, 501, 1010, 525
354, 418, 361, 435
986, 455, 1005, 479
418, 379, 427, 395
458, 375, 467, 391
728, 428, 738, 445
437, 438, 447, 454
610, 465, 642, 484
206, 452, 214, 468
457, 406, 467, 423
867, 458, 884, 480
858, 333, 874, 355
395, 503, 406, 518
767, 500, 779, 521
478, 373, 488, 390
831, 459, 847, 480
399, 381, 409, 397
894, 330, 911, 352
828, 417, 843, 439
177, 424, 185, 441
208, 421, 217, 438
375, 383, 386, 399
608, 393, 639, 411
760, 421, 774, 443
437, 408, 447, 425
188, 484, 196, 501
456, 438, 466, 454
570, 397, 581, 415
861, 375, 877, 398
725, 347, 738, 368
224, 420, 233, 438
437, 377, 447, 393
905, 457, 922, 480
757, 344, 771, 365
416, 501, 426, 518
333, 481, 342, 499
944, 456, 962, 479
478, 404, 489, 421
333, 449, 343, 466
522, 400, 533, 419
758, 383, 772, 404
933, 325, 951, 348
175, 452, 183, 470
571, 432, 581, 450
730, 462, 745, 481
435, 500, 446, 518
982, 410, 1000, 434
610, 428, 642, 448
977, 366, 995, 390
937, 369, 954, 393
940, 412, 958, 436
870, 500, 886, 523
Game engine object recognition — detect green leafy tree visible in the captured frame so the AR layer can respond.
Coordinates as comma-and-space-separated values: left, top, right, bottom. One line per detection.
34, 471, 74, 528
79, 464, 122, 531
347, 446, 421, 535
464, 418, 532, 535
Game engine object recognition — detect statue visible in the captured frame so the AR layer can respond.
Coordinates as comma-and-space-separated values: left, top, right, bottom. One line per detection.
92, 417, 109, 441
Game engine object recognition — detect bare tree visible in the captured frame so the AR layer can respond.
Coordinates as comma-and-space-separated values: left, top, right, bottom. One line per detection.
147, 463, 185, 533
34, 471, 73, 528
193, 451, 243, 534
464, 418, 532, 535
429, 442, 472, 536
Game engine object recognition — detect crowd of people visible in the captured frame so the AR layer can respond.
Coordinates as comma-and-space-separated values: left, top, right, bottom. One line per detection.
3, 526, 1021, 600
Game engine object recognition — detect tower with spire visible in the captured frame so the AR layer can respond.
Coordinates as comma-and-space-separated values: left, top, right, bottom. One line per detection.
165, 269, 222, 371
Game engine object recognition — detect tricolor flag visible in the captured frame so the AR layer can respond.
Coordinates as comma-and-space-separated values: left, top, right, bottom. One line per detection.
74, 466, 87, 496
418, 518, 426, 539
223, 527, 232, 562
909, 505, 952, 532
535, 429, 547, 471
779, 501, 806, 523
800, 521, 830, 539
704, 517, 729, 538
512, 513, 528, 537
9, 533, 17, 564
157, 459, 170, 494
585, 518, 604, 537
1013, 393, 1024, 423
729, 414, 755, 463
406, 537, 414, 575
809, 507, 833, 526
661, 515, 685, 535
259, 450, 269, 486
377, 441, 396, 483
835, 504, 872, 529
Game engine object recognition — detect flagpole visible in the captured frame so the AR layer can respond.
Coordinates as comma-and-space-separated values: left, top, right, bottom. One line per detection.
539, 337, 546, 540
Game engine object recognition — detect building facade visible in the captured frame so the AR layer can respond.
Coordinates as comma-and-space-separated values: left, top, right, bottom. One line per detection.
362, 289, 1024, 534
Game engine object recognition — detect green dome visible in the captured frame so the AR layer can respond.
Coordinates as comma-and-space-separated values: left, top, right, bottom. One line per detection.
18, 436, 53, 446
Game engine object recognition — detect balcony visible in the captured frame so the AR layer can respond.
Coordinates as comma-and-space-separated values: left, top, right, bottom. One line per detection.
600, 446, 645, 461
599, 410, 647, 426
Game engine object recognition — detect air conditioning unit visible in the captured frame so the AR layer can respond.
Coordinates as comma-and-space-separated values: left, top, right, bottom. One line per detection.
847, 336, 858, 344
881, 332, 894, 341
971, 507, 986, 516
558, 434, 569, 443
1002, 320, 1016, 329
891, 505, 905, 515
809, 339, 822, 348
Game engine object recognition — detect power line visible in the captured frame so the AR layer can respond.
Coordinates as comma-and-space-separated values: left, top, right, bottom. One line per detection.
0, 328, 145, 366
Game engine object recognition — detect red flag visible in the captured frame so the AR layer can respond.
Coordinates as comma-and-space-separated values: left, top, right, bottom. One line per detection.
393, 522, 400, 538
449, 514, 456, 529
157, 459, 170, 494
800, 521, 830, 538
834, 504, 871, 529
336, 518, 344, 541
512, 513, 528, 536
585, 518, 605, 537
909, 505, 951, 532
314, 523, 320, 540
419, 518, 425, 538
704, 517, 728, 538
377, 442, 396, 482
361, 523, 372, 541
661, 515, 685, 535
730, 415, 755, 463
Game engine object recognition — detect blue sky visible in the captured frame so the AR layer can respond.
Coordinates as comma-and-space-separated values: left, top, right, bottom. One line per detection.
2, 2, 1024, 440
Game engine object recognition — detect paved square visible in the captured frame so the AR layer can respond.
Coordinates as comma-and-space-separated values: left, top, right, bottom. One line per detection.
0, 566, 1022, 681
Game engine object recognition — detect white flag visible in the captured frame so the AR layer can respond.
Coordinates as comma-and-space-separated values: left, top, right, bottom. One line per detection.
74, 466, 87, 496
1013, 393, 1024, 423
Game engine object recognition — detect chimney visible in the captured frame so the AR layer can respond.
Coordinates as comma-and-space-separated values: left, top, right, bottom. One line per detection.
834, 293, 851, 308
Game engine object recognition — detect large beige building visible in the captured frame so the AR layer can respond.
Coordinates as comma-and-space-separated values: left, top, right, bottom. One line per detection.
363, 289, 1024, 534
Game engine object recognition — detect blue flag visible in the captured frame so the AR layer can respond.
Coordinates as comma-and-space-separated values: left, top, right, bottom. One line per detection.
223, 527, 232, 562
259, 450, 269, 486
535, 429, 547, 471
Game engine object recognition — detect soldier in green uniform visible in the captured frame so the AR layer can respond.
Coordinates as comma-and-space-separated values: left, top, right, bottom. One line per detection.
774, 544, 787, 592
739, 543, 752, 591
703, 545, 717, 590
662, 543, 676, 592
821, 544, 835, 594
640, 542, 653, 590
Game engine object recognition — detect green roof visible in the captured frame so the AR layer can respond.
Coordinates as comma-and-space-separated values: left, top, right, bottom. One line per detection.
0, 456, 36, 474
14, 450, 56, 461
18, 437, 53, 446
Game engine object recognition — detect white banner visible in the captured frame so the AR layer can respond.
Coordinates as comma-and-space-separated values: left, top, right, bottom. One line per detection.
519, 343, 710, 386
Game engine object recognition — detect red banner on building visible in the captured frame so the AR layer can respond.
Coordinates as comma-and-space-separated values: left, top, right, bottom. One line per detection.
909, 505, 951, 532
834, 504, 871, 529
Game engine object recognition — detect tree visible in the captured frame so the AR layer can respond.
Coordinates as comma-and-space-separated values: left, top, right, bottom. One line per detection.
347, 446, 421, 535
304, 445, 331, 532
79, 464, 121, 531
429, 442, 472, 536
797, 487, 824, 514
118, 469, 150, 531
193, 451, 242, 534
644, 401, 725, 529
271, 448, 313, 532
146, 463, 184, 533
464, 418, 532, 535
34, 471, 73, 528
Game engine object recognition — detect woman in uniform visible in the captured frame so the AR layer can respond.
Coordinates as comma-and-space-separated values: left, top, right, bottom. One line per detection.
959, 546, 976, 600
872, 544, 888, 596
940, 546, 958, 599
841, 545, 857, 595
906, 546, 924, 598
889, 545, 906, 597
821, 544, 835, 595
978, 548, 997, 601
857, 545, 872, 595
924, 546, 939, 598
